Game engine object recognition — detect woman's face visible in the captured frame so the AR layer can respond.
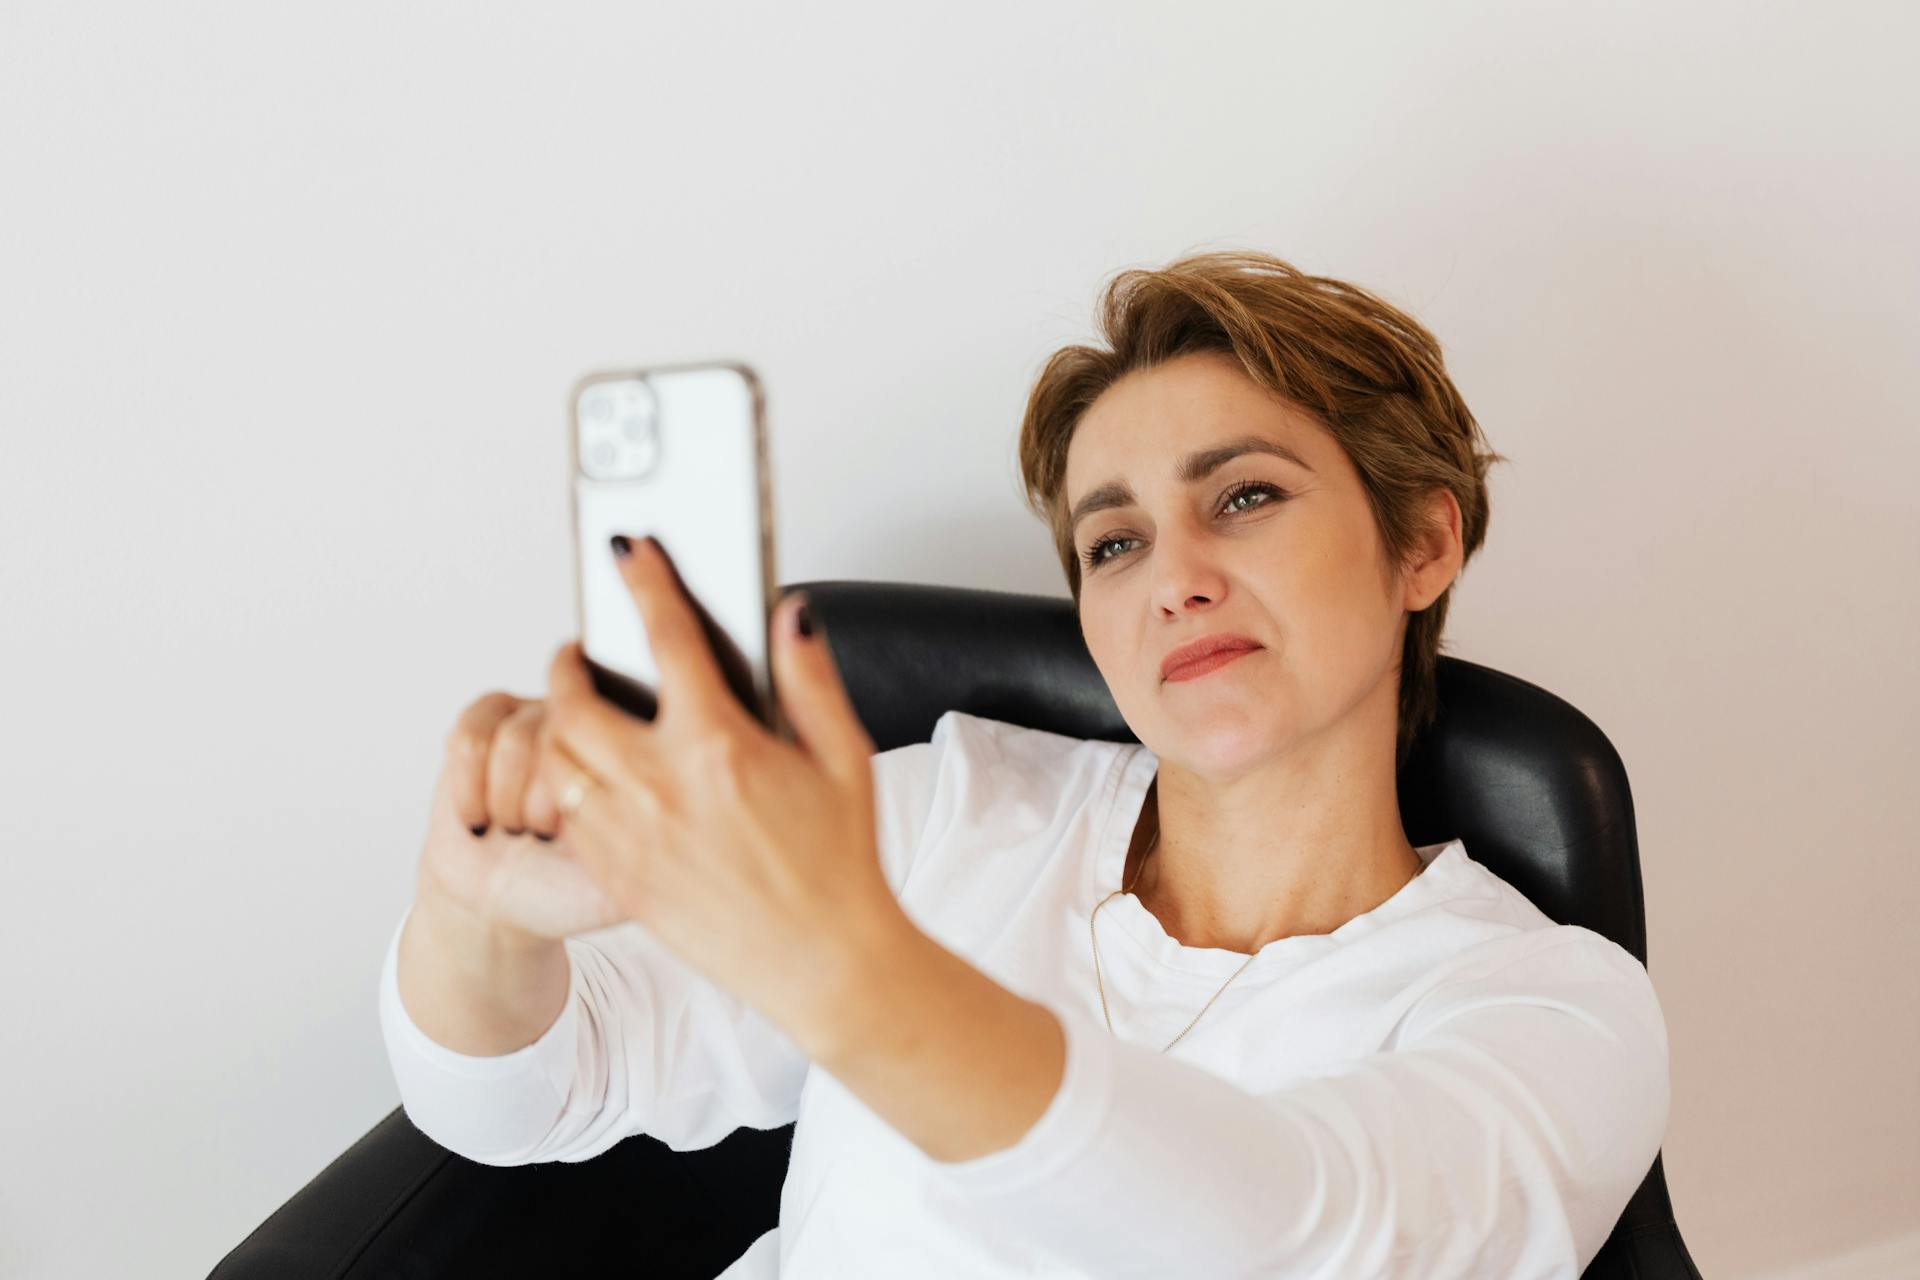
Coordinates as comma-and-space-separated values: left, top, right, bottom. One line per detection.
1065, 350, 1436, 777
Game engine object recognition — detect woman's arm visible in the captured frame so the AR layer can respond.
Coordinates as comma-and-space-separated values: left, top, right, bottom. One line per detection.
799, 915, 1070, 1161
806, 927, 1670, 1277
395, 888, 572, 1058
380, 902, 813, 1166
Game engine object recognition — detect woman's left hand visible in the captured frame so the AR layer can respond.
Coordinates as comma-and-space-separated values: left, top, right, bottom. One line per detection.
536, 534, 910, 1057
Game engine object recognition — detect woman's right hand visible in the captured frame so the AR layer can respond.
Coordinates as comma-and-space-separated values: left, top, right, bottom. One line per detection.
416, 691, 629, 942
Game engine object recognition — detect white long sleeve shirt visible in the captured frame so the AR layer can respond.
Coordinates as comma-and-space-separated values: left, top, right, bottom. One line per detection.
379, 708, 1670, 1278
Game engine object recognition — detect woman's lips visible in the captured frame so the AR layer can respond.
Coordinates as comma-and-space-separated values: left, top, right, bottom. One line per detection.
1163, 646, 1261, 682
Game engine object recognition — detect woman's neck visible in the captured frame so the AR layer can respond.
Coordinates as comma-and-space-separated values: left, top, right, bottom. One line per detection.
1122, 774, 1427, 956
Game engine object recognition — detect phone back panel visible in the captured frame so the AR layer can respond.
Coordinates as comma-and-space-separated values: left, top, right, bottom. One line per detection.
570, 363, 775, 723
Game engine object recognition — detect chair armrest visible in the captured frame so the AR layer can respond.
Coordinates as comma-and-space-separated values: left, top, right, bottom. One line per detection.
1583, 1218, 1705, 1279
209, 1105, 791, 1279
1582, 1154, 1704, 1279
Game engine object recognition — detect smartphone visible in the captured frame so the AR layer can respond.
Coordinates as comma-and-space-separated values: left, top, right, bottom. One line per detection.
567, 361, 781, 733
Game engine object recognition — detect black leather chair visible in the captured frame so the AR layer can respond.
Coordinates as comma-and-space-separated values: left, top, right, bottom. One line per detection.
211, 580, 1703, 1279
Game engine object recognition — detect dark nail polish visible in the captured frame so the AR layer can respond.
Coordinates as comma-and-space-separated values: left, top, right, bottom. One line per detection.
610, 534, 631, 558
795, 600, 814, 637
505, 826, 525, 837
469, 824, 488, 837
534, 832, 553, 842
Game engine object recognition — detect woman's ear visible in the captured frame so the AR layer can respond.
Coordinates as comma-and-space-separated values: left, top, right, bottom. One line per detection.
1404, 488, 1464, 612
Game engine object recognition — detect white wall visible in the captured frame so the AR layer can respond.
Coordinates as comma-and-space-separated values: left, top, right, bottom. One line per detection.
2, 2, 1914, 1276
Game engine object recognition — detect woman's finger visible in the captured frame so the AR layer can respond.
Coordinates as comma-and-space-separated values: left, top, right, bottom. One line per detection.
536, 731, 655, 918
523, 713, 563, 837
613, 534, 744, 727
770, 591, 875, 790
540, 646, 675, 892
485, 700, 545, 834
443, 691, 526, 832
545, 640, 661, 788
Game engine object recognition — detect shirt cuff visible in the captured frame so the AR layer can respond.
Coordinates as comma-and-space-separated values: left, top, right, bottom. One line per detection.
923, 999, 1118, 1197
378, 904, 582, 1101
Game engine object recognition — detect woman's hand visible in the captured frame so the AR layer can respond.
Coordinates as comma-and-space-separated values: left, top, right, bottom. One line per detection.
536, 534, 910, 1052
415, 692, 628, 943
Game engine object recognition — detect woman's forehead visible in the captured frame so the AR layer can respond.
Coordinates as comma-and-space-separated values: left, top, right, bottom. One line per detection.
1067, 360, 1330, 491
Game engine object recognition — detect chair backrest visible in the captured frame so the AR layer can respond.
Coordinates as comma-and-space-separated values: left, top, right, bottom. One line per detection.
795, 578, 1698, 1278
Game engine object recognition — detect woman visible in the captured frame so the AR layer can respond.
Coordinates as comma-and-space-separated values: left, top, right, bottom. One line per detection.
381, 251, 1670, 1277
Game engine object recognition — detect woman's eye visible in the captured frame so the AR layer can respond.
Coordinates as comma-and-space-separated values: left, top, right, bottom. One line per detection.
1079, 481, 1285, 572
1222, 481, 1279, 513
1082, 534, 1138, 569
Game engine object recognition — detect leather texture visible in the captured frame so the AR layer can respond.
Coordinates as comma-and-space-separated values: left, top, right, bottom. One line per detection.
210, 580, 1701, 1279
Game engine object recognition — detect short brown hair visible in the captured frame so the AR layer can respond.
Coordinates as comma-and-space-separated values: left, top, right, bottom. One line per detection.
1018, 250, 1507, 768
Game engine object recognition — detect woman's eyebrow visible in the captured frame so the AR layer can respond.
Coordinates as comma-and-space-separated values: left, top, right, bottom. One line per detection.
1068, 435, 1313, 533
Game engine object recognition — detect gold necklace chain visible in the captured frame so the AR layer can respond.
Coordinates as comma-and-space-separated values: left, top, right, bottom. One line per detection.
1090, 831, 1260, 1053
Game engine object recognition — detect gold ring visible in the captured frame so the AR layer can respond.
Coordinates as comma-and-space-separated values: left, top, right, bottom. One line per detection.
557, 772, 594, 816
